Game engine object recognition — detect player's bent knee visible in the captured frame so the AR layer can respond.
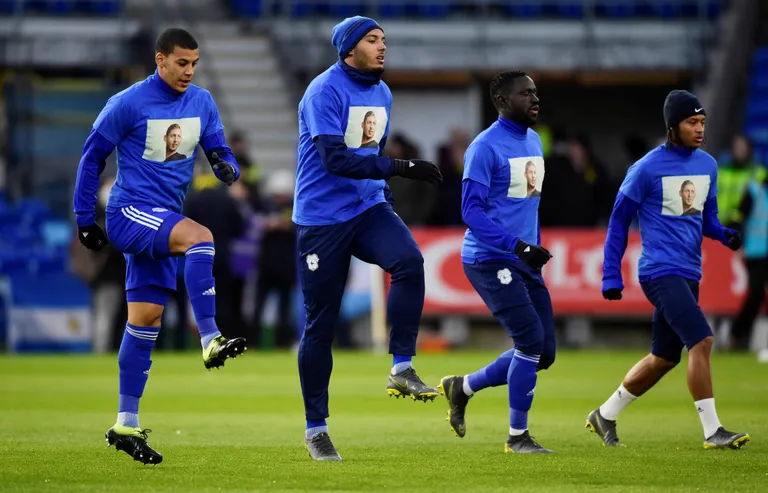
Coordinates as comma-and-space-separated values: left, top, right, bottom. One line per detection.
649, 353, 679, 371
688, 335, 714, 354
392, 249, 424, 279
513, 327, 545, 356
169, 218, 214, 254
537, 351, 556, 371
127, 302, 164, 328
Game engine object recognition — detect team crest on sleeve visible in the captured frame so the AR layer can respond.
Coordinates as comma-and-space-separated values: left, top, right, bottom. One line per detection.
142, 117, 201, 163
507, 157, 545, 199
306, 253, 319, 272
344, 107, 388, 149
660, 175, 710, 216
497, 268, 512, 285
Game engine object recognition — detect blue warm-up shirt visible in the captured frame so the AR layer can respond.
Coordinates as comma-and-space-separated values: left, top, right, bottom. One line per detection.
602, 144, 731, 288
461, 117, 545, 263
73, 70, 238, 227
294, 62, 394, 226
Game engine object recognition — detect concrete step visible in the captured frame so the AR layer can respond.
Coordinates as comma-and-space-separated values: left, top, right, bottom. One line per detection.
205, 57, 279, 73
204, 38, 272, 55
230, 111, 296, 127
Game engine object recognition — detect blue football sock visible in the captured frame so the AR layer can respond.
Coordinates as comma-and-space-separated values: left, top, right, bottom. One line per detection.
306, 419, 328, 439
507, 349, 540, 433
466, 348, 515, 393
392, 354, 412, 374
117, 324, 159, 428
184, 242, 221, 347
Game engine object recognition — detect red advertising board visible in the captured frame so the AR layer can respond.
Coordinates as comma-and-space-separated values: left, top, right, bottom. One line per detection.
407, 228, 747, 316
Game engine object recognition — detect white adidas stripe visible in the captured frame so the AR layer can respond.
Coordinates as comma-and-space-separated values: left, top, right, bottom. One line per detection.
121, 208, 158, 231
128, 206, 163, 226
186, 247, 215, 256
126, 327, 159, 341
513, 350, 541, 364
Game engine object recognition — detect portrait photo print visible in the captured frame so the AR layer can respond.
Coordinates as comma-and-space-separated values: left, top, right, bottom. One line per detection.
344, 106, 388, 150
507, 156, 545, 199
660, 174, 710, 216
142, 117, 201, 163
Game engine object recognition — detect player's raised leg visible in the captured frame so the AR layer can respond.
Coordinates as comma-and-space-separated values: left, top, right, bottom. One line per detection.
297, 222, 355, 461
351, 204, 439, 402
168, 218, 246, 369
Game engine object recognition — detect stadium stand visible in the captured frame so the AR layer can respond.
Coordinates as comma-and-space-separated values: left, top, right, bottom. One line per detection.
230, 0, 725, 19
745, 47, 768, 165
0, 0, 122, 16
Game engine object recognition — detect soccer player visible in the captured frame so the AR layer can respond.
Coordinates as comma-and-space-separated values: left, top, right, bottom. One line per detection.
73, 28, 247, 464
587, 90, 749, 449
295, 16, 443, 461
438, 71, 556, 454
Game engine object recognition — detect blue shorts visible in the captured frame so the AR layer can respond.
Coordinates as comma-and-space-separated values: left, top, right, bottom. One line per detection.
463, 259, 556, 369
105, 204, 185, 302
640, 274, 713, 363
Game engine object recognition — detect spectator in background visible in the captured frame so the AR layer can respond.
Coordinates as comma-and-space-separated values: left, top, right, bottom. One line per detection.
69, 176, 126, 353
184, 175, 246, 339
539, 133, 616, 227
730, 172, 768, 351
229, 131, 265, 211
385, 133, 437, 226
427, 128, 470, 226
718, 135, 766, 229
252, 170, 297, 349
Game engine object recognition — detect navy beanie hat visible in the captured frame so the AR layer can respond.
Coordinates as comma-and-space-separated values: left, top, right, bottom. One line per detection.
331, 16, 382, 59
663, 90, 705, 129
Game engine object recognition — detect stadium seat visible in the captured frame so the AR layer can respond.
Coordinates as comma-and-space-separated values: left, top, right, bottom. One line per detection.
231, 0, 261, 17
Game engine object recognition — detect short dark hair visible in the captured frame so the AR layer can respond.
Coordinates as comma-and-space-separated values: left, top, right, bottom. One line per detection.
165, 123, 181, 137
680, 180, 695, 192
363, 111, 376, 122
490, 70, 529, 108
155, 28, 198, 56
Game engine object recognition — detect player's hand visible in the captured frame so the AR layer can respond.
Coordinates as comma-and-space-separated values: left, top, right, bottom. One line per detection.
77, 223, 108, 251
211, 152, 236, 186
514, 240, 552, 269
724, 229, 742, 251
393, 158, 443, 185
602, 288, 623, 301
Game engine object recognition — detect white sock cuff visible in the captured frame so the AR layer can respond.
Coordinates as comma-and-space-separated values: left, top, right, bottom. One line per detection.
462, 375, 474, 396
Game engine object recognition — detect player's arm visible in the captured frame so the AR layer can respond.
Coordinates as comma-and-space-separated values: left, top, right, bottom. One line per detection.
601, 163, 644, 299
201, 94, 239, 186
378, 135, 395, 208
72, 97, 129, 250
702, 185, 741, 250
601, 192, 640, 298
307, 93, 440, 183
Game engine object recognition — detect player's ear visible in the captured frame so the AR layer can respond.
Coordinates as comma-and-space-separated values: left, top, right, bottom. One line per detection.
155, 52, 164, 67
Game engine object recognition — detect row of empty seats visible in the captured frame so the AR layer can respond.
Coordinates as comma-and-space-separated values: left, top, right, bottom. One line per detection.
230, 0, 724, 19
0, 197, 71, 276
745, 47, 768, 167
0, 0, 121, 15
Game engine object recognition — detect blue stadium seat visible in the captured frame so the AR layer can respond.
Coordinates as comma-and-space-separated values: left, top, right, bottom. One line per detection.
327, 2, 366, 17
231, 0, 262, 16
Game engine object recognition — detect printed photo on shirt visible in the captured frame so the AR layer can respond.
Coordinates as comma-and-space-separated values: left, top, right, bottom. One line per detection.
507, 156, 545, 199
660, 174, 710, 216
344, 106, 388, 149
142, 117, 201, 163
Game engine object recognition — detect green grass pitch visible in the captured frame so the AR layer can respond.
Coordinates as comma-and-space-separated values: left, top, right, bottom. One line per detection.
1, 350, 767, 492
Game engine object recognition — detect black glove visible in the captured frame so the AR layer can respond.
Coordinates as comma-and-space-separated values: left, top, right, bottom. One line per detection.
724, 229, 742, 251
393, 158, 443, 185
602, 288, 623, 301
77, 223, 108, 251
514, 240, 552, 269
211, 152, 236, 186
